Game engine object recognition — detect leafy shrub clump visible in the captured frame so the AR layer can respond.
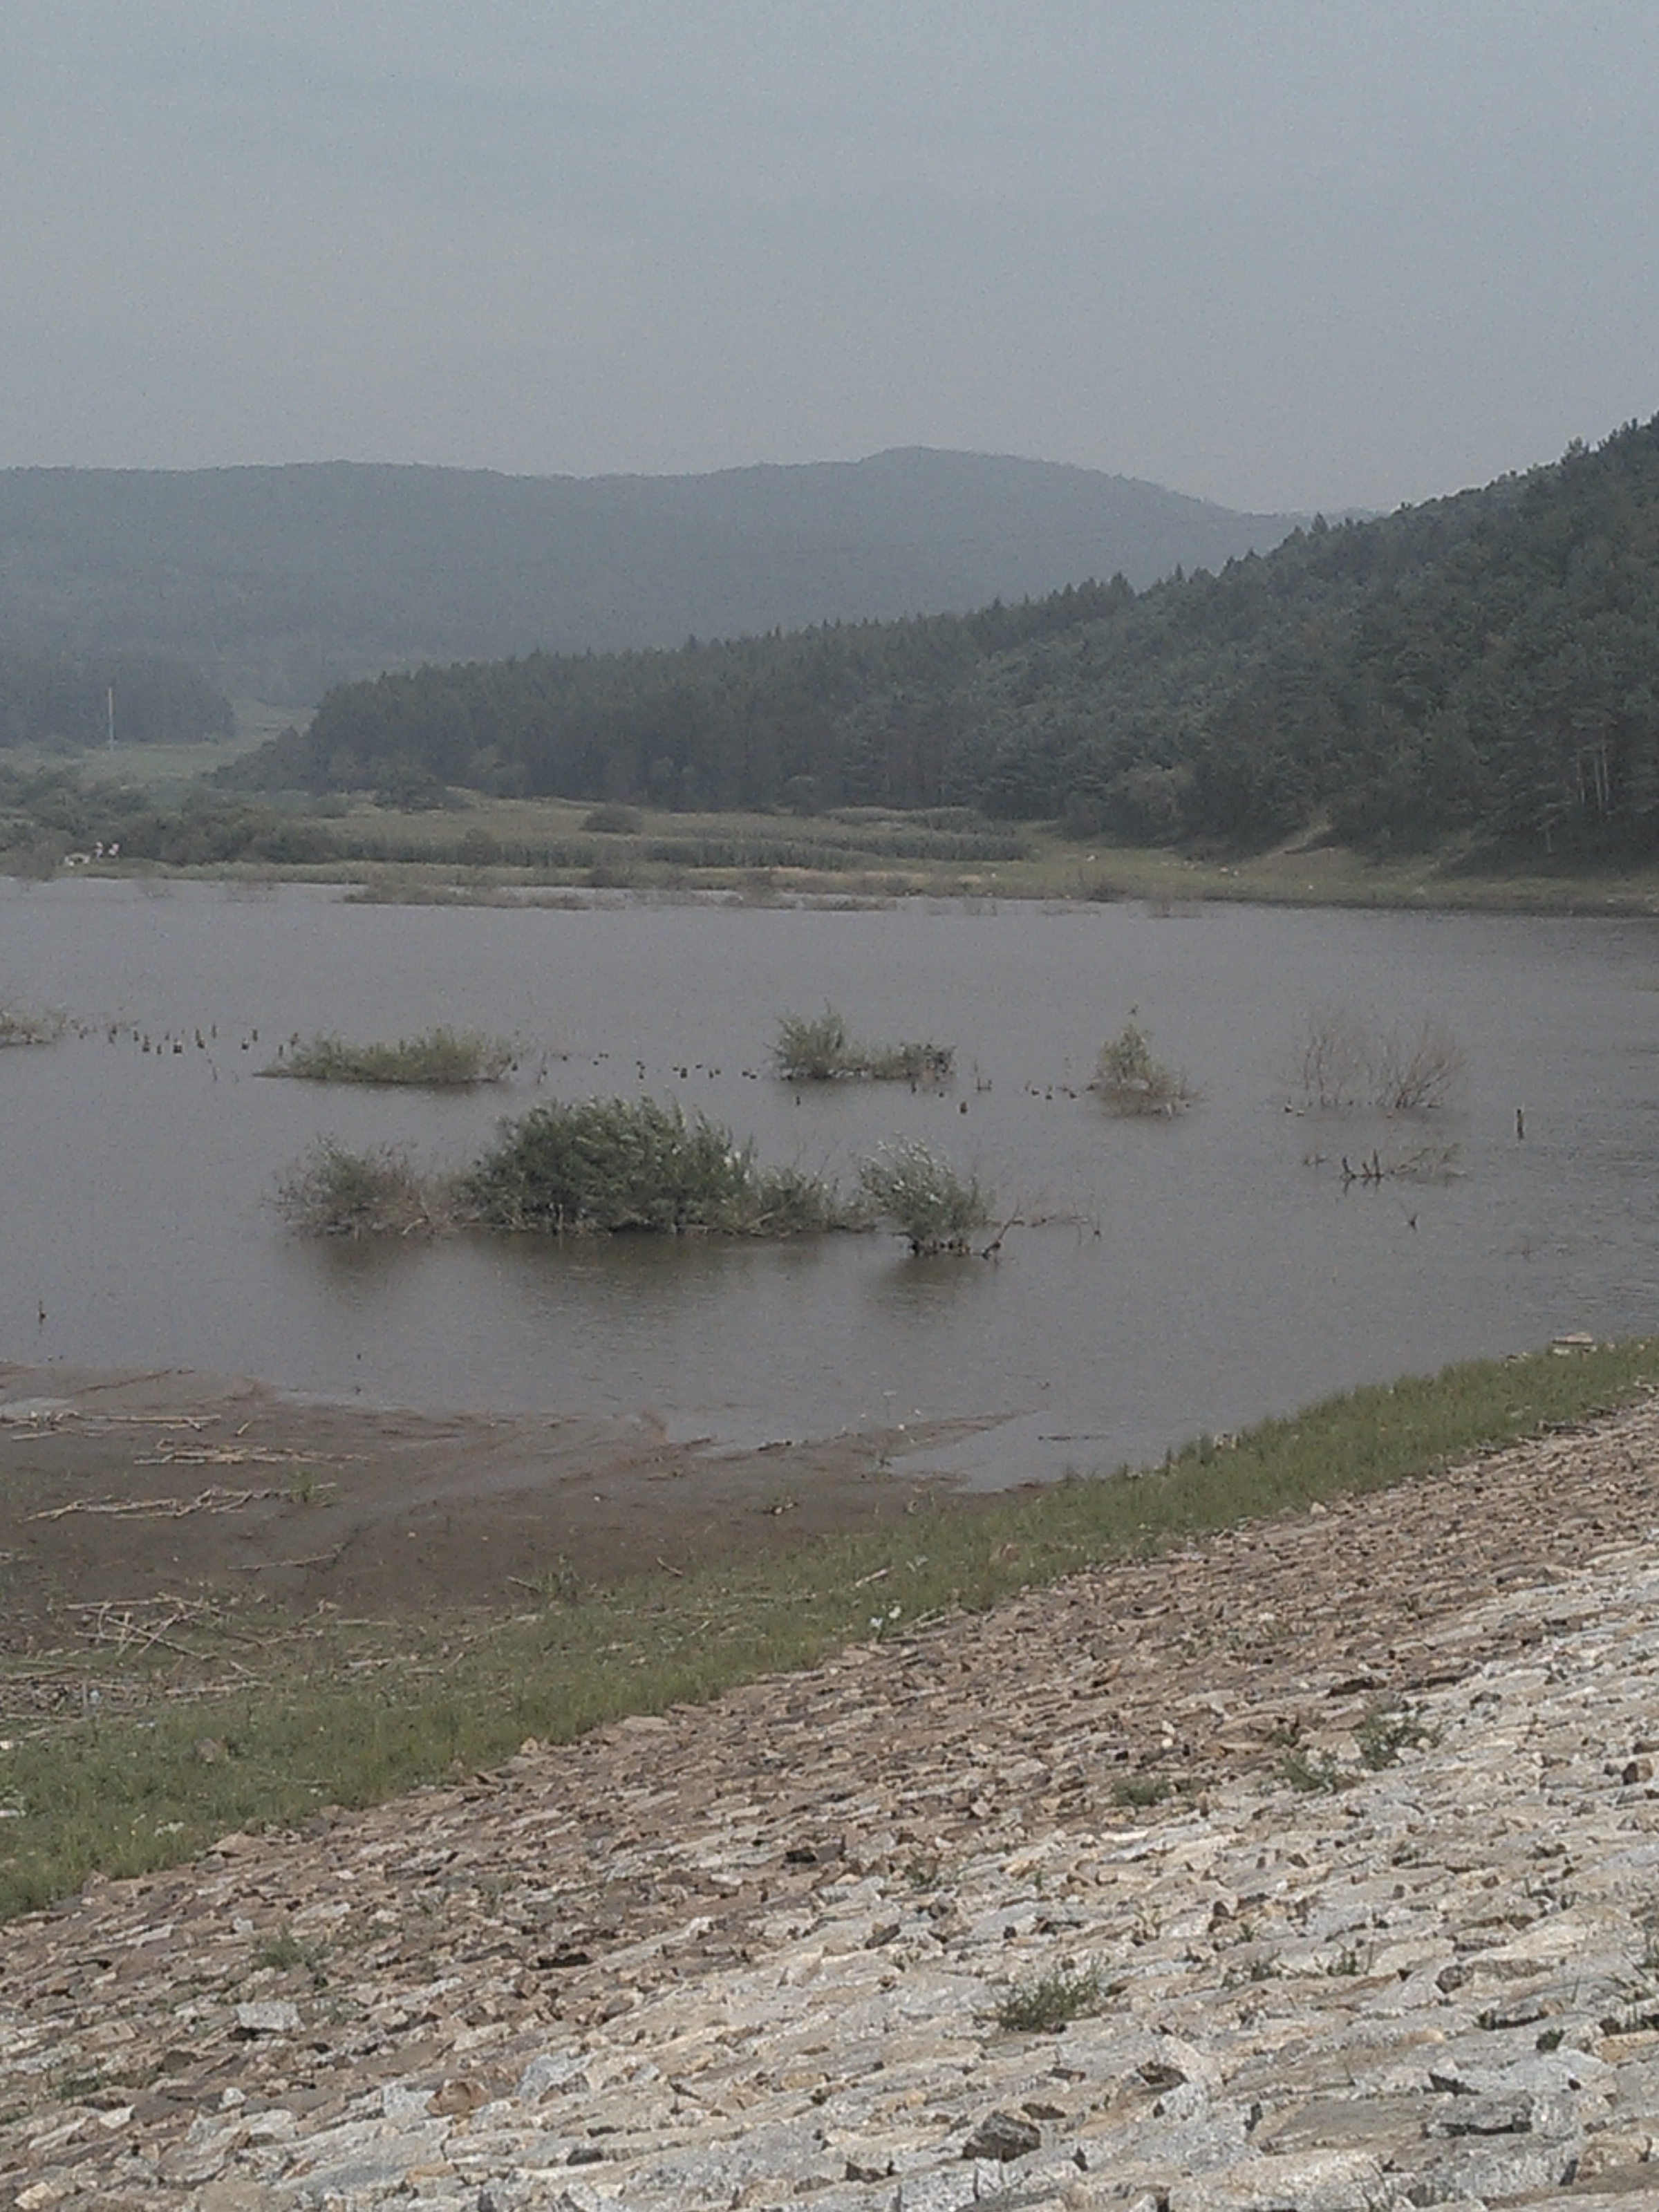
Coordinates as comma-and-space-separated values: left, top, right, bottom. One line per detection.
264, 1027, 514, 1087
858, 1139, 989, 1254
1091, 1020, 1194, 1116
275, 1139, 442, 1237
462, 1095, 852, 1236
774, 1004, 953, 1085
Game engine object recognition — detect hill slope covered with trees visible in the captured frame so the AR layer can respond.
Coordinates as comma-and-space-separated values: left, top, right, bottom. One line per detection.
229, 418, 1659, 861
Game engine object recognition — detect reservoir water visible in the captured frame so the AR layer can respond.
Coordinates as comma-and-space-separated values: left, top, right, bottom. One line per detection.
3, 877, 1657, 1486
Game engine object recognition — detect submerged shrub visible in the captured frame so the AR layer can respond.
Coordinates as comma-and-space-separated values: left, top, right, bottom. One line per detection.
774, 1005, 852, 1081
0, 1001, 66, 1047
1091, 1020, 1194, 1116
858, 1139, 989, 1255
773, 1004, 954, 1085
264, 1027, 513, 1087
859, 1040, 957, 1085
275, 1139, 442, 1237
462, 1094, 852, 1236
1286, 1007, 1465, 1114
1286, 1006, 1373, 1110
1375, 1018, 1466, 1112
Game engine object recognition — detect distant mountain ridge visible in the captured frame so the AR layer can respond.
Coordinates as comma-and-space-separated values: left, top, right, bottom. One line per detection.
0, 452, 1302, 706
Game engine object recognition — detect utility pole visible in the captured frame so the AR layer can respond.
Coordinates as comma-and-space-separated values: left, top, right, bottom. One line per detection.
106, 686, 116, 751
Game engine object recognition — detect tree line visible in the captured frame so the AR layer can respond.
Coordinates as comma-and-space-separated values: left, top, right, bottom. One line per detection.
0, 650, 233, 750
225, 416, 1659, 860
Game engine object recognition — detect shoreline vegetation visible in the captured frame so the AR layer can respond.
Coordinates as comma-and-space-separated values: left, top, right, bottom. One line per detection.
12, 758, 1659, 918
1, 1338, 1655, 1920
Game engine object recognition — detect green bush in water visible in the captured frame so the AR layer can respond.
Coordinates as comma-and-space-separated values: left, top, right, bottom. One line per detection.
858, 1138, 989, 1254
462, 1095, 852, 1236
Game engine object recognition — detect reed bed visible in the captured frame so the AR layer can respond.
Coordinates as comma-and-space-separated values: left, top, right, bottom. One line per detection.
261, 1027, 514, 1087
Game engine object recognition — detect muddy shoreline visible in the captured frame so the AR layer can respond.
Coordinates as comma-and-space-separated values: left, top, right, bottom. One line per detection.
0, 1362, 1001, 1639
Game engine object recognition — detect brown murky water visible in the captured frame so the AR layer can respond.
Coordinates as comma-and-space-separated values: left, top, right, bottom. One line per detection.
3, 877, 1657, 1486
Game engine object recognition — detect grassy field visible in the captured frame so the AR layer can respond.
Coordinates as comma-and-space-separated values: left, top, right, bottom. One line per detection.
9, 749, 1659, 912
3, 1339, 1656, 1922
310, 798, 1659, 912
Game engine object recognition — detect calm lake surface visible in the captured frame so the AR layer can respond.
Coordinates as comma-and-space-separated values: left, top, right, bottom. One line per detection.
3, 878, 1658, 1486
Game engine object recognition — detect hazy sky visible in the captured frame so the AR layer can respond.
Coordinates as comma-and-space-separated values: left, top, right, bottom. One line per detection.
5, 3, 1657, 512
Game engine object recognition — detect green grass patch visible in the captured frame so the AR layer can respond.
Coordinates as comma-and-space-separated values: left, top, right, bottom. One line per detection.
263, 1027, 514, 1086
2, 1340, 1656, 1921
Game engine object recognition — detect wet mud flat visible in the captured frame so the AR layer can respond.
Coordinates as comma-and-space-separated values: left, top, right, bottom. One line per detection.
0, 1361, 995, 1642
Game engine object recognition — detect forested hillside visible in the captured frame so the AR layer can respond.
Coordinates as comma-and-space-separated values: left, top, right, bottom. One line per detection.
229, 418, 1659, 860
0, 650, 232, 750
0, 451, 1297, 705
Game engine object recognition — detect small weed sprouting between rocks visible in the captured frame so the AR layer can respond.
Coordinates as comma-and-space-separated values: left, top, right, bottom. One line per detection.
1112, 1774, 1173, 1808
1091, 1020, 1194, 1116
857, 1138, 989, 1254
995, 1961, 1109, 2034
1279, 1747, 1349, 1794
1355, 1700, 1434, 1769
263, 1027, 514, 1087
773, 1004, 954, 1086
274, 1138, 445, 1238
256, 1927, 328, 1987
462, 1095, 857, 1236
